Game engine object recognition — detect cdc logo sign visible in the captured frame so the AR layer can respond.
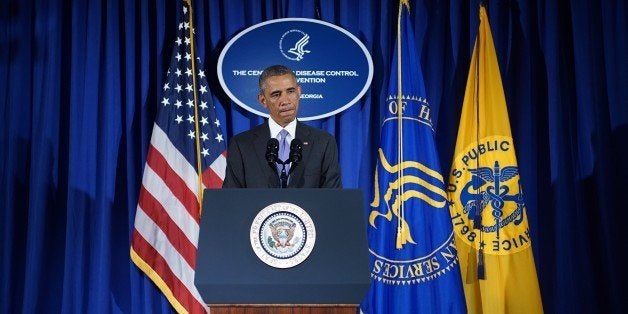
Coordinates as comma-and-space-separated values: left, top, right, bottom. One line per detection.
218, 18, 373, 120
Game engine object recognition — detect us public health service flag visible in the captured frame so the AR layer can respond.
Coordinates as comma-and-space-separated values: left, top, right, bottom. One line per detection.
360, 1, 466, 313
447, 6, 543, 314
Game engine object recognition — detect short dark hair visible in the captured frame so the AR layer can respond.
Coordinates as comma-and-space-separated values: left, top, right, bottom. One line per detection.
258, 65, 297, 94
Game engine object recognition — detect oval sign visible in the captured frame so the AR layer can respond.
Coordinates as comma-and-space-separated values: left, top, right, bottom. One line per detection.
218, 18, 373, 120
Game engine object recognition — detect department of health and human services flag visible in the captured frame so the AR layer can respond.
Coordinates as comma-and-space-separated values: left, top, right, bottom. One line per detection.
447, 5, 543, 314
360, 1, 466, 313
130, 2, 226, 313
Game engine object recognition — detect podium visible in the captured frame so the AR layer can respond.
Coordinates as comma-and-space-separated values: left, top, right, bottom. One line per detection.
195, 189, 370, 312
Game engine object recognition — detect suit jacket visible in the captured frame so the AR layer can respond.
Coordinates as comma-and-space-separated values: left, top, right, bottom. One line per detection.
222, 121, 342, 188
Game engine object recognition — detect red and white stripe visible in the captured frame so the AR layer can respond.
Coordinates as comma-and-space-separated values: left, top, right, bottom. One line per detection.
131, 124, 224, 314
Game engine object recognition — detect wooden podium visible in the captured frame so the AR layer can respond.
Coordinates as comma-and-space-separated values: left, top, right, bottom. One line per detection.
196, 189, 370, 311
208, 304, 357, 313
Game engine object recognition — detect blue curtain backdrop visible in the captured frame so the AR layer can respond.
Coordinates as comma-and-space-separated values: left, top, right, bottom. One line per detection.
1, 0, 626, 313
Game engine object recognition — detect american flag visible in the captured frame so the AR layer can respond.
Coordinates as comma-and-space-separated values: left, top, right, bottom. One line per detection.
130, 4, 226, 313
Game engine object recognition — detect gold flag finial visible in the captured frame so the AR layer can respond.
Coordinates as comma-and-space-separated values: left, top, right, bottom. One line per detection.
400, 0, 410, 10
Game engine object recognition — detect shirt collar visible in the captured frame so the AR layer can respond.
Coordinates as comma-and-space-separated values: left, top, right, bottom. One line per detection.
268, 118, 297, 141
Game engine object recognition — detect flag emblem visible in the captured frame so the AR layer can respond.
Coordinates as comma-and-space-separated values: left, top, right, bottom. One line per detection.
449, 136, 530, 255
368, 95, 460, 286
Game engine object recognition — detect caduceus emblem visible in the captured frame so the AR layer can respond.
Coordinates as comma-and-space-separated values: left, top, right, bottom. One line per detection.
369, 149, 447, 249
460, 160, 525, 239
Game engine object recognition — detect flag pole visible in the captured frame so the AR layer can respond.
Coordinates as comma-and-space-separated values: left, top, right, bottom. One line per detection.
395, 0, 406, 249
182, 0, 204, 207
474, 3, 486, 281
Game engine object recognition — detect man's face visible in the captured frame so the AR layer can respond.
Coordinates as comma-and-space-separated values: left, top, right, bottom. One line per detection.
258, 74, 301, 127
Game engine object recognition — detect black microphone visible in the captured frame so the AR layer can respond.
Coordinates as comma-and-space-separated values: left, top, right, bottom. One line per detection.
265, 138, 279, 164
289, 138, 303, 163
267, 138, 288, 188
287, 138, 303, 177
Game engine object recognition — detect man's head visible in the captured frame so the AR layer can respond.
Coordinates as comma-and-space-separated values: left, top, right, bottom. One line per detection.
258, 65, 301, 127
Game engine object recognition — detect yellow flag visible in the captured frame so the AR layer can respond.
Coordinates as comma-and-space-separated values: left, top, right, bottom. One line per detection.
447, 6, 543, 313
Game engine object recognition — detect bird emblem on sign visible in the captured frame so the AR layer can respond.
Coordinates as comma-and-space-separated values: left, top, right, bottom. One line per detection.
287, 34, 311, 61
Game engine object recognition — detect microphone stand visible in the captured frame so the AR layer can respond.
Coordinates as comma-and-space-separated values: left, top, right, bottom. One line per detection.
268, 138, 302, 188
280, 139, 302, 188
279, 161, 288, 188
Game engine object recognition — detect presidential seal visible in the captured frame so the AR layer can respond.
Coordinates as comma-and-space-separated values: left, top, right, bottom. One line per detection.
250, 202, 316, 268
448, 135, 532, 255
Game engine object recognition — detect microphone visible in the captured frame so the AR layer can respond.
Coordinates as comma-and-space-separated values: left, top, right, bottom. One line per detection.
265, 138, 279, 164
289, 138, 303, 163
287, 138, 303, 176
267, 138, 287, 188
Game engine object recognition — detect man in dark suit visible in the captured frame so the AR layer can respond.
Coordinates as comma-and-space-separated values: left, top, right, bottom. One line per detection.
222, 65, 342, 188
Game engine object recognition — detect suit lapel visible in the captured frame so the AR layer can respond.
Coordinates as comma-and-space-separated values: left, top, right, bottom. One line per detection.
288, 122, 312, 188
252, 124, 280, 187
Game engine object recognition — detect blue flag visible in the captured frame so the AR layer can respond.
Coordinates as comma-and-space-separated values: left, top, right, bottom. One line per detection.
360, 1, 466, 313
